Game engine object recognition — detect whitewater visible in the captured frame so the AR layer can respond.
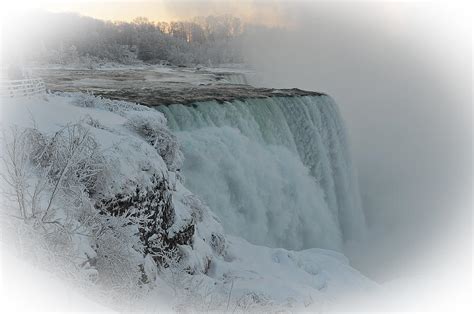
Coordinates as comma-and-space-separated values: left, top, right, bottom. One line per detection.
157, 95, 366, 251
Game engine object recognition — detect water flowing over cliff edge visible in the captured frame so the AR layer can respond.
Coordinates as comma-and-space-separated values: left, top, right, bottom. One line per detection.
158, 95, 366, 251
38, 65, 366, 252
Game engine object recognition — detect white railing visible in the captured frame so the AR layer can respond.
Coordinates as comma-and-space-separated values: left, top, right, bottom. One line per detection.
0, 78, 46, 98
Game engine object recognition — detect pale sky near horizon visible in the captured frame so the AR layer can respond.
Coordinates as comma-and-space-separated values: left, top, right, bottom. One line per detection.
3, 0, 290, 25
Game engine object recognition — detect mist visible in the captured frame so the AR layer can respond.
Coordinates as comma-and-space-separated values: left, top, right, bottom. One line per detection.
242, 1, 472, 282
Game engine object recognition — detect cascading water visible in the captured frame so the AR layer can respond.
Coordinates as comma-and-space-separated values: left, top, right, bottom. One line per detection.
157, 95, 365, 251
221, 73, 249, 85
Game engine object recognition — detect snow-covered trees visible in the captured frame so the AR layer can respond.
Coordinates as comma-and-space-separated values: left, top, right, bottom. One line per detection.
6, 12, 246, 67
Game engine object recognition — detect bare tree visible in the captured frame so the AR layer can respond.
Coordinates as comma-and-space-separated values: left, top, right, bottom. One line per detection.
1, 122, 105, 224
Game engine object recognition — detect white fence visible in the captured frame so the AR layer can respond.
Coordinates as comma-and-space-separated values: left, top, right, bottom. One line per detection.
0, 78, 46, 98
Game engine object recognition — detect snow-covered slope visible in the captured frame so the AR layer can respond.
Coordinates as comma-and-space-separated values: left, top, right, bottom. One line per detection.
0, 92, 376, 311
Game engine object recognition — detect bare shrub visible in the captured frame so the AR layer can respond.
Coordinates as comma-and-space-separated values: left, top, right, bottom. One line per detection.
93, 214, 145, 295
0, 122, 107, 284
1, 122, 106, 220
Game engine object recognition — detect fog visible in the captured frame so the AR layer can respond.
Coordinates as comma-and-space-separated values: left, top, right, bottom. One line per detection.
242, 1, 472, 282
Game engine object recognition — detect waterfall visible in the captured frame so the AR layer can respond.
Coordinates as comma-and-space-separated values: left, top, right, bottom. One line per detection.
221, 73, 249, 85
157, 95, 365, 251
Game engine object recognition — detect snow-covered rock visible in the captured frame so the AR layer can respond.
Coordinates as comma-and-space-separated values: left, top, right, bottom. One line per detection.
0, 92, 376, 311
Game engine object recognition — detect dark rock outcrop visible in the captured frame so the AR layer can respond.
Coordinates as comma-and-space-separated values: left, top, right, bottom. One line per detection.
96, 174, 194, 267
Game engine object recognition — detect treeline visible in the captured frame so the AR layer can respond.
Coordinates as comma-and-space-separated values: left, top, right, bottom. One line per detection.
6, 12, 249, 66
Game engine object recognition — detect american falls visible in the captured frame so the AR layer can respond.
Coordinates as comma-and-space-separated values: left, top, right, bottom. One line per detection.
157, 95, 366, 251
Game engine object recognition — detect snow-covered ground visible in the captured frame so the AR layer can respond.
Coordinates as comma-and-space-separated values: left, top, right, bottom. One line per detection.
0, 91, 377, 312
